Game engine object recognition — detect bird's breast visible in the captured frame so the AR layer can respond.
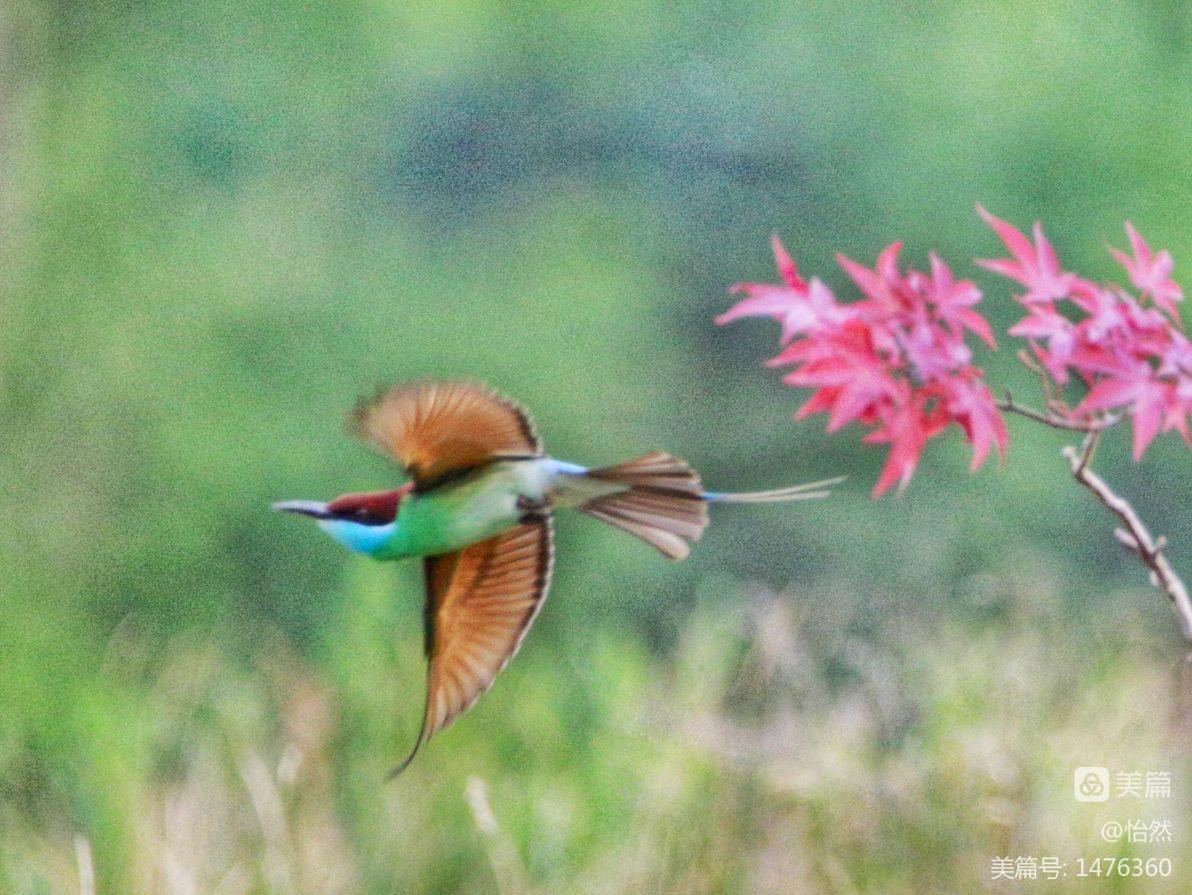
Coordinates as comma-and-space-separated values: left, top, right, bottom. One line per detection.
385, 460, 544, 558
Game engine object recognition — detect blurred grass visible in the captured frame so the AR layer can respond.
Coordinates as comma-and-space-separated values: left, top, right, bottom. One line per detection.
2, 0, 1192, 891
4, 573, 1191, 893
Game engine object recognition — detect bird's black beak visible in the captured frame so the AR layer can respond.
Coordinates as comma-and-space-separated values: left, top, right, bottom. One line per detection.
272, 499, 333, 519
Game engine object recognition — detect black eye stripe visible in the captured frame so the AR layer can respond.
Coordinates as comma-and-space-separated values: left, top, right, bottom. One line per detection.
333, 507, 390, 526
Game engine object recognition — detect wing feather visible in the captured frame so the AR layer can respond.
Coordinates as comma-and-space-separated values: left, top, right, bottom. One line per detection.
351, 380, 542, 487
391, 519, 554, 775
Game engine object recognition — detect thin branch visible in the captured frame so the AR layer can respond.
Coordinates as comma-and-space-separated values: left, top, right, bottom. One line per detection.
1060, 441, 1192, 644
1017, 349, 1062, 409
1005, 351, 1121, 430
997, 391, 1119, 432
1074, 429, 1099, 473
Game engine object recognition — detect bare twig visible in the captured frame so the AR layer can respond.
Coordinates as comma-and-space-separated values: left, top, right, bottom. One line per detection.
1073, 430, 1099, 473
1017, 349, 1062, 408
1003, 352, 1121, 430
997, 391, 1119, 432
1060, 440, 1192, 644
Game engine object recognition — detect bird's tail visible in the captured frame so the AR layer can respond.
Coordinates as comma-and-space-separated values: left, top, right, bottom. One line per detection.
577, 452, 841, 561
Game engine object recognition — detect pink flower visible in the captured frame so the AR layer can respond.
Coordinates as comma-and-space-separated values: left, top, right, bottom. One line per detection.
863, 386, 949, 495
975, 205, 1079, 303
1109, 222, 1183, 321
724, 212, 1190, 483
768, 232, 806, 290
1008, 306, 1076, 382
939, 373, 1009, 470
918, 252, 996, 348
716, 237, 853, 344
720, 237, 1006, 495
1070, 324, 1192, 459
980, 210, 1192, 459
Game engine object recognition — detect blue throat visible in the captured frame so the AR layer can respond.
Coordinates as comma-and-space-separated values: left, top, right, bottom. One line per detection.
318, 519, 397, 556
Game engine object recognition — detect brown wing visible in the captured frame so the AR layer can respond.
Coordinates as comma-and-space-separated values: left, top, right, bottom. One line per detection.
390, 519, 554, 776
350, 380, 542, 488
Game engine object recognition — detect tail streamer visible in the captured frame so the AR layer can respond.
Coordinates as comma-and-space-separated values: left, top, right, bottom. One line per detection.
577, 452, 841, 560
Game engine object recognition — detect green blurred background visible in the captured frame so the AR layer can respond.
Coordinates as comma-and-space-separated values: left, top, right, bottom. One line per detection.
2, 2, 1192, 892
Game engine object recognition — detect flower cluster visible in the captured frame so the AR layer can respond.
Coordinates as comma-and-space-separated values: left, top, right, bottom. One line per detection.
978, 208, 1191, 459
718, 235, 1006, 495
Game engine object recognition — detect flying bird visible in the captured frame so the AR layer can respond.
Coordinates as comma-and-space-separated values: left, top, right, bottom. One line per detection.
274, 380, 838, 774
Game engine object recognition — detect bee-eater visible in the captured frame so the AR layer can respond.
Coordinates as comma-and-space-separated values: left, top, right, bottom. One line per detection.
274, 380, 838, 774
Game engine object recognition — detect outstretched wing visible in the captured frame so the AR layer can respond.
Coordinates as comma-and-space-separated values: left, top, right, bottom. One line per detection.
391, 519, 554, 776
350, 380, 542, 488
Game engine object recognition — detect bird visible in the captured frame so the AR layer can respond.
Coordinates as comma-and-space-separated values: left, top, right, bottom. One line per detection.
274, 379, 839, 774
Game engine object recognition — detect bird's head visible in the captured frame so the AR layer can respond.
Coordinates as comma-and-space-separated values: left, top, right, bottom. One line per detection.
272, 483, 413, 555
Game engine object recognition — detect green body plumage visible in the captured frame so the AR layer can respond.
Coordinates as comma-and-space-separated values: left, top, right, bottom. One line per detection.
317, 458, 611, 559
381, 461, 548, 558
